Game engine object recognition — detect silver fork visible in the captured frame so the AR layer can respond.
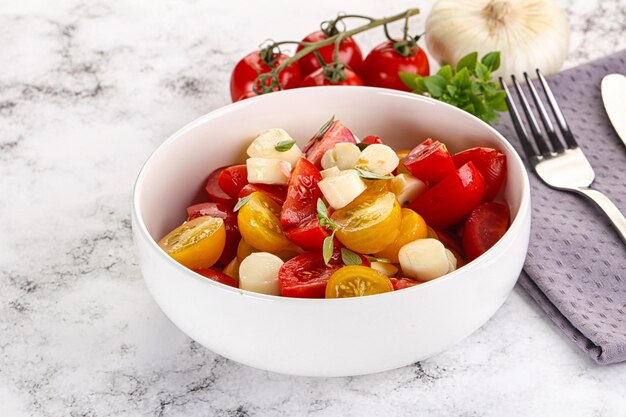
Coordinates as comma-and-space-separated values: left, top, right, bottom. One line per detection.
501, 69, 626, 244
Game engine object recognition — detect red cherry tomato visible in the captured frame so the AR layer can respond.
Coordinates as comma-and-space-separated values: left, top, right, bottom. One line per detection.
279, 251, 342, 298
390, 277, 423, 290
281, 158, 323, 228
193, 268, 239, 288
186, 202, 241, 264
462, 202, 510, 261
296, 30, 363, 77
362, 41, 429, 91
284, 216, 329, 250
452, 147, 507, 202
361, 135, 383, 145
410, 162, 485, 229
434, 227, 463, 254
403, 138, 455, 184
303, 120, 358, 168
205, 167, 237, 207
299, 66, 363, 88
238, 183, 286, 206
218, 165, 248, 198
230, 50, 301, 102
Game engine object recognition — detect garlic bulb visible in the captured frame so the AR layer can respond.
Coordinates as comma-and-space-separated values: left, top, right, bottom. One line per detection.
425, 0, 570, 80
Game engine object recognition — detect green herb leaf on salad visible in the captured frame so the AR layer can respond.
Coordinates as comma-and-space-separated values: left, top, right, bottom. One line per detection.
400, 51, 507, 124
322, 231, 336, 266
355, 168, 394, 180
274, 139, 296, 152
233, 195, 251, 212
365, 255, 391, 263
341, 248, 362, 266
316, 198, 338, 230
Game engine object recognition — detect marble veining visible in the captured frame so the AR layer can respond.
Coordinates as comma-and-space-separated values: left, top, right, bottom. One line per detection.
1, 0, 625, 416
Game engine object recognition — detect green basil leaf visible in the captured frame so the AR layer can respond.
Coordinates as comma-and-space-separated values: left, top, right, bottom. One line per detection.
474, 62, 489, 81
456, 52, 478, 72
316, 198, 328, 219
399, 72, 421, 91
487, 91, 508, 111
423, 75, 447, 98
446, 84, 458, 96
453, 68, 471, 89
233, 195, 251, 212
322, 234, 334, 266
274, 139, 296, 152
341, 248, 362, 266
470, 94, 487, 117
316, 115, 335, 139
481, 51, 501, 71
355, 168, 394, 180
436, 64, 453, 80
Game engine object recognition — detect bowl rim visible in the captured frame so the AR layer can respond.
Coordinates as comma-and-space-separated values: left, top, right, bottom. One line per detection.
132, 86, 531, 304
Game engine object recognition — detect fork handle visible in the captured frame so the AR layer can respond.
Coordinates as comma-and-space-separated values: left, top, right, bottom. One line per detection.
575, 188, 626, 244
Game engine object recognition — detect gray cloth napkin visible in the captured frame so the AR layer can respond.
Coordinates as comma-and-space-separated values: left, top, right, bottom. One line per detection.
493, 50, 626, 365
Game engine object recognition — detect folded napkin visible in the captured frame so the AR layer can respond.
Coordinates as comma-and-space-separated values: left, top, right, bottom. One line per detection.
493, 50, 626, 365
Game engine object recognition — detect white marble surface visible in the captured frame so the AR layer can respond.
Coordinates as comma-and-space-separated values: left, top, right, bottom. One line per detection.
1, 0, 625, 415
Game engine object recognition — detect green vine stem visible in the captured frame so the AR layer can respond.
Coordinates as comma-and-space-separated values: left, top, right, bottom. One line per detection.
254, 7, 420, 93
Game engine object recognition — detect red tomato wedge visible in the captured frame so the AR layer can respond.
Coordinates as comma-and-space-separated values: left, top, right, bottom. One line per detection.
279, 250, 369, 298
361, 135, 383, 145
205, 167, 237, 207
403, 138, 455, 183
410, 162, 485, 229
462, 202, 510, 261
238, 183, 286, 206
434, 227, 463, 254
303, 120, 358, 168
186, 202, 241, 264
283, 216, 329, 250
218, 165, 248, 198
194, 268, 239, 288
281, 158, 323, 228
390, 277, 423, 290
452, 147, 507, 202
279, 251, 342, 298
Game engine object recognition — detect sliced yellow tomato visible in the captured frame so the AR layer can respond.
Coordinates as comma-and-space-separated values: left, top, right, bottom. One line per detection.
395, 149, 412, 175
331, 191, 401, 254
325, 265, 393, 298
237, 192, 291, 253
374, 208, 428, 263
158, 216, 225, 269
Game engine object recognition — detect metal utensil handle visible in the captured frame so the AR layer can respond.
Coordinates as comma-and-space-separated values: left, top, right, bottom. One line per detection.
575, 187, 626, 244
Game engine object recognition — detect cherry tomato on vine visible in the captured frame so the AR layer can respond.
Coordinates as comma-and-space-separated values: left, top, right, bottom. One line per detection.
362, 41, 429, 92
299, 66, 363, 88
296, 30, 363, 77
230, 50, 301, 102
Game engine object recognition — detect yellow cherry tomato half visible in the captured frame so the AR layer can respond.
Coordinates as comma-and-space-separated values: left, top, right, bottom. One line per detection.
363, 179, 393, 194
374, 208, 428, 263
158, 216, 226, 269
325, 265, 393, 298
331, 191, 402, 254
395, 149, 412, 175
237, 192, 291, 253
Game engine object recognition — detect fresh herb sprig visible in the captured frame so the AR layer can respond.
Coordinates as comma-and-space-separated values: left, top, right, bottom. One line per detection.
400, 51, 507, 123
316, 199, 339, 265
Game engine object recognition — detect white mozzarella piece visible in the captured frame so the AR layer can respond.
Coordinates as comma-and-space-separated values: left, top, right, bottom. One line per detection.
317, 169, 367, 210
246, 158, 291, 185
445, 249, 458, 273
333, 143, 361, 170
320, 166, 341, 179
238, 252, 283, 295
246, 128, 303, 166
398, 238, 450, 281
321, 149, 337, 170
356, 144, 400, 175
370, 262, 398, 277
391, 174, 428, 206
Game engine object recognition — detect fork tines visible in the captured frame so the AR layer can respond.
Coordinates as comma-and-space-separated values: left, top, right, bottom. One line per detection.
500, 70, 578, 165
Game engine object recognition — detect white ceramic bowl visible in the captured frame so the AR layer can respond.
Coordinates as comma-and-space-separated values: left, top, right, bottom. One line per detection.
133, 86, 530, 377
